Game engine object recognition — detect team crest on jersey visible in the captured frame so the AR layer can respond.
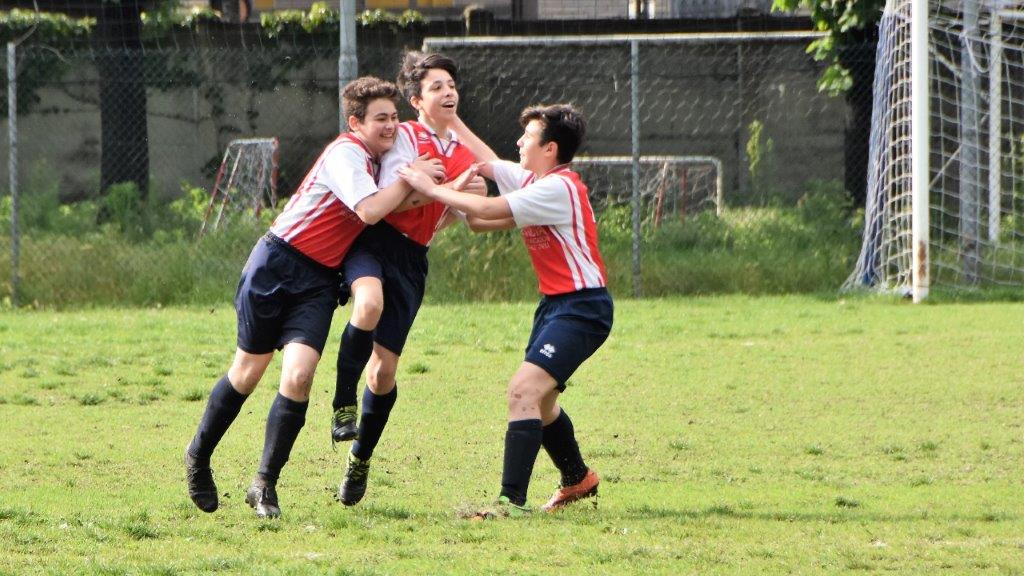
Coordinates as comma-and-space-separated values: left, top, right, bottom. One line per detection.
417, 132, 430, 142
540, 343, 556, 358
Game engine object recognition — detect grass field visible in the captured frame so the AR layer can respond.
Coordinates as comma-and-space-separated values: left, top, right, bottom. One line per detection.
0, 296, 1022, 575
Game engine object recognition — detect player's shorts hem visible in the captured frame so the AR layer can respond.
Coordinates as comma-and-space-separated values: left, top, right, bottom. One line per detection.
522, 358, 568, 392
372, 336, 405, 357
236, 342, 275, 356
279, 336, 326, 356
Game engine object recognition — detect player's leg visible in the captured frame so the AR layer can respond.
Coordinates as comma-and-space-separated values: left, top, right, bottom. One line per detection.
539, 390, 598, 512
530, 291, 613, 512
246, 274, 338, 519
498, 362, 557, 508
185, 349, 271, 513
339, 344, 399, 506
339, 239, 424, 506
185, 237, 282, 513
246, 341, 321, 518
332, 246, 385, 443
332, 276, 383, 442
501, 291, 612, 511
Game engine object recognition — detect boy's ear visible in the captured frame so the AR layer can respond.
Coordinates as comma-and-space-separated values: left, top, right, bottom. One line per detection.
347, 115, 361, 132
545, 141, 559, 158
410, 94, 422, 112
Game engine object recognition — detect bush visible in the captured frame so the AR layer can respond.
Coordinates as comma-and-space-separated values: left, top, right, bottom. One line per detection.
0, 174, 864, 307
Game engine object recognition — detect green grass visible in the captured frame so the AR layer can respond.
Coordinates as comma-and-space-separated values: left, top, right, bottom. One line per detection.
1, 296, 1023, 574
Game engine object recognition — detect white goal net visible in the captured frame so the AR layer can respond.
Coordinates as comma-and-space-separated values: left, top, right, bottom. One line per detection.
573, 156, 723, 226
848, 0, 1024, 295
200, 138, 279, 236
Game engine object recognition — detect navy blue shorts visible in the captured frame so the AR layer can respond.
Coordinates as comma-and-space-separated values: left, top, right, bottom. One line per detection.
234, 234, 340, 356
525, 288, 614, 392
342, 222, 428, 356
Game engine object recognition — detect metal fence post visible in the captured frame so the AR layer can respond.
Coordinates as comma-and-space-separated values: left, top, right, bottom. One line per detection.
630, 39, 641, 298
338, 0, 358, 132
7, 42, 18, 308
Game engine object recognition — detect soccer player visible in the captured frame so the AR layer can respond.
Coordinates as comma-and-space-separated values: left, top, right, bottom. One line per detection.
330, 51, 481, 507
398, 104, 612, 516
183, 76, 444, 519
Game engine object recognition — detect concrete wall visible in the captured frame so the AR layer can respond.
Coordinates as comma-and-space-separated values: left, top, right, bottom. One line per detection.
1, 35, 846, 208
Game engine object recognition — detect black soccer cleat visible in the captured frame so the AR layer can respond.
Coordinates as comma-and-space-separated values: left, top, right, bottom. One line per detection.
331, 405, 358, 444
245, 478, 281, 519
184, 449, 218, 513
338, 453, 370, 506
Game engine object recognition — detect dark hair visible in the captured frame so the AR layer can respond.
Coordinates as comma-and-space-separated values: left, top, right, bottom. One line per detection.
518, 104, 587, 164
397, 51, 459, 102
342, 76, 400, 122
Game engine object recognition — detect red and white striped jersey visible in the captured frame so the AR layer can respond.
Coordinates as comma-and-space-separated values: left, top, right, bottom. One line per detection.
379, 121, 476, 246
492, 160, 608, 296
269, 133, 379, 268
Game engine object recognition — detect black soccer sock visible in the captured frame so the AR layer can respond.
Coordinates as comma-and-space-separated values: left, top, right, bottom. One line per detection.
333, 322, 375, 411
351, 386, 398, 461
500, 419, 543, 506
542, 409, 589, 487
187, 375, 249, 467
256, 393, 308, 484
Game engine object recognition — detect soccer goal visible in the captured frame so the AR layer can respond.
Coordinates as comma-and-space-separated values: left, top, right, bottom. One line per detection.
847, 0, 1024, 300
199, 138, 279, 237
574, 155, 723, 225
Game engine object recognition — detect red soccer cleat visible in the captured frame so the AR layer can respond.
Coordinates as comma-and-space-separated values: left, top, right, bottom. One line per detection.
541, 469, 599, 512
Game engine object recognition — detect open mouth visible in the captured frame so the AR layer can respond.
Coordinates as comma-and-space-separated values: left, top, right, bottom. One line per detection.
441, 102, 457, 110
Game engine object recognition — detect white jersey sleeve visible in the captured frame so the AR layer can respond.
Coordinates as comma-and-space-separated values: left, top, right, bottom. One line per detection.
378, 125, 418, 188
503, 176, 574, 228
318, 143, 379, 211
491, 160, 534, 196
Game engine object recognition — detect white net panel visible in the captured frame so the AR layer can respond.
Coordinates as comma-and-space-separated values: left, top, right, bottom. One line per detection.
848, 0, 1024, 292
200, 137, 279, 236
573, 156, 723, 226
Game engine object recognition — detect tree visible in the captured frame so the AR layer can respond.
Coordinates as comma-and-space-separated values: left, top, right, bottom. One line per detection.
772, 0, 885, 206
209, 0, 252, 23
8, 0, 156, 201
95, 0, 150, 201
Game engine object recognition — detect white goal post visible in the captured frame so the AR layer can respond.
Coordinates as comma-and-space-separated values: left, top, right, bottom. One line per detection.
848, 0, 1024, 300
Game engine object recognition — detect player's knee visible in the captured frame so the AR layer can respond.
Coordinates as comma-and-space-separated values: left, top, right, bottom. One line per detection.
367, 360, 397, 391
506, 376, 542, 412
351, 293, 383, 328
281, 363, 315, 392
229, 358, 268, 393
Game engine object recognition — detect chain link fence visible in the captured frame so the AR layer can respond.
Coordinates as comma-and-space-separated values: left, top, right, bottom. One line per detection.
1, 31, 869, 307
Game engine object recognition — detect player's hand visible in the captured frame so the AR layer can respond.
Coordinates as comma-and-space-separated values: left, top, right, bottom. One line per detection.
450, 164, 481, 193
398, 165, 436, 194
462, 175, 487, 196
410, 153, 445, 184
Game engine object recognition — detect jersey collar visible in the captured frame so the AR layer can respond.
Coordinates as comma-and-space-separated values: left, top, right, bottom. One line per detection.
538, 163, 572, 179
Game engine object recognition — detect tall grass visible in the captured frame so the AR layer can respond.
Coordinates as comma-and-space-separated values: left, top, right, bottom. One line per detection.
0, 183, 862, 308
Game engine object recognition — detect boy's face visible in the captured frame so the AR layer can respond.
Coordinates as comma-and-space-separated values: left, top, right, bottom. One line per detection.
350, 98, 399, 157
411, 68, 458, 124
517, 119, 556, 173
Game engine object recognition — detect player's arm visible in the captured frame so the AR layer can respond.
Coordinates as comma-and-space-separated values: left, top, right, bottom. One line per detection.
450, 116, 498, 180
399, 165, 512, 221
436, 173, 495, 232
467, 215, 516, 232
379, 125, 446, 215
352, 180, 413, 224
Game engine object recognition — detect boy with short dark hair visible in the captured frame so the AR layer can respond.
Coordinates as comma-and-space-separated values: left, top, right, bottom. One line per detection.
398, 103, 612, 516
330, 51, 482, 507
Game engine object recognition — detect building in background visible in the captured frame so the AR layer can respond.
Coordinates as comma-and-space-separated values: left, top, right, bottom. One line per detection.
182, 0, 783, 21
